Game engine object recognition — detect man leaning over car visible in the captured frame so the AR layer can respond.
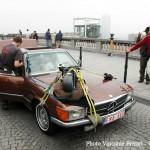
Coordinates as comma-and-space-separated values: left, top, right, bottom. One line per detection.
0, 35, 23, 109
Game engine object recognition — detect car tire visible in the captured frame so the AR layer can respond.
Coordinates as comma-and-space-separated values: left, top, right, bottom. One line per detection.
35, 103, 56, 135
63, 73, 74, 92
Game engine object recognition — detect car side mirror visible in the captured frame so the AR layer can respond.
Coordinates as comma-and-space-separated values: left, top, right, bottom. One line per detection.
76, 60, 80, 66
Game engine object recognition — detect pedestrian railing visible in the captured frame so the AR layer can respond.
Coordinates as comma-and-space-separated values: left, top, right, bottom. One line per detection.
60, 37, 140, 59
0, 34, 140, 59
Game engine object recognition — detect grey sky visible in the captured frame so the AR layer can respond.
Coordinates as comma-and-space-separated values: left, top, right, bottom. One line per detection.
0, 0, 149, 39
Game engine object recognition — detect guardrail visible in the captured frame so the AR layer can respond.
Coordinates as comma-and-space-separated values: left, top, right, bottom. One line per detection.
60, 37, 140, 59
0, 34, 140, 59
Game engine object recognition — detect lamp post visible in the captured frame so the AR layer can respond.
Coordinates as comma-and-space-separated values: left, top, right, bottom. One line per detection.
108, 33, 114, 56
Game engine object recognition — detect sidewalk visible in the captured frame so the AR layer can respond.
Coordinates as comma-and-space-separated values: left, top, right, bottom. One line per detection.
66, 49, 150, 106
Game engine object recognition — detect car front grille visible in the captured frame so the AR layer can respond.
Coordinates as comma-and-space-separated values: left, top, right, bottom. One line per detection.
88, 94, 128, 116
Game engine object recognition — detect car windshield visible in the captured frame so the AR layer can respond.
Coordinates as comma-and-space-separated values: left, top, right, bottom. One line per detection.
26, 51, 78, 75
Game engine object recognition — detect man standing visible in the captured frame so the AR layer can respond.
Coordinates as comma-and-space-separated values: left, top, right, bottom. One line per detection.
26, 29, 30, 39
45, 29, 51, 47
33, 31, 39, 42
51, 32, 56, 48
19, 30, 22, 36
1, 35, 23, 109
56, 30, 62, 48
136, 27, 150, 84
127, 27, 150, 85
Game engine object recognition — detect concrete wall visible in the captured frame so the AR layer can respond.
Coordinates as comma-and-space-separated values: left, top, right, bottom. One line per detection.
0, 39, 38, 54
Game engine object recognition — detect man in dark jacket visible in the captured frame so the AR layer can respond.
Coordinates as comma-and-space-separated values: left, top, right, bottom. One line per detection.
56, 30, 62, 48
1, 35, 23, 73
45, 29, 51, 47
33, 31, 38, 41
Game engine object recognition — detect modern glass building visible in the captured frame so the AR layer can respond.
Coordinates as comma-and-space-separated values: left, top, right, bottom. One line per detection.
73, 18, 101, 38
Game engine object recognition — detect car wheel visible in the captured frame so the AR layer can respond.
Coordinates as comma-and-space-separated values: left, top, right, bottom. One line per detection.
36, 103, 56, 135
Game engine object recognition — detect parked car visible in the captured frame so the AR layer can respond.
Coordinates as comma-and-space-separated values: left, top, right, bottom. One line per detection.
0, 46, 135, 135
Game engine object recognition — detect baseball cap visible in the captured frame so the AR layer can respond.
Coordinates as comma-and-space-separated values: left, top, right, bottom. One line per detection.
143, 27, 150, 32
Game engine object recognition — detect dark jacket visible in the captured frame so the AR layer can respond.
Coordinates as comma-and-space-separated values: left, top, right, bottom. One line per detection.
45, 31, 51, 40
56, 32, 62, 41
33, 33, 38, 40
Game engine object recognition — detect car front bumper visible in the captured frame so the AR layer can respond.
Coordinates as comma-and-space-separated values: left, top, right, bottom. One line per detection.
51, 98, 136, 128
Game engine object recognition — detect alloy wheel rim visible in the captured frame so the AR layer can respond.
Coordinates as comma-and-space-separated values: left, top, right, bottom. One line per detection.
36, 105, 49, 131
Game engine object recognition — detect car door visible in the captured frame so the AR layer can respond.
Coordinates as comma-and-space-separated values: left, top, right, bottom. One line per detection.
0, 73, 24, 102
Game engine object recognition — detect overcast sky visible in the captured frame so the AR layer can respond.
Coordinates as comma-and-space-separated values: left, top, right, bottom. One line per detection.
0, 0, 149, 39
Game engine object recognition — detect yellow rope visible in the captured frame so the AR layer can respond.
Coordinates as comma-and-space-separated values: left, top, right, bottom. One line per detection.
67, 68, 98, 124
83, 70, 104, 77
39, 67, 99, 125
83, 69, 116, 79
40, 74, 62, 105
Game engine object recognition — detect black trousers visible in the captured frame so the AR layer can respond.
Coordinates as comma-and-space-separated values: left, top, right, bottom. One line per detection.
139, 56, 149, 81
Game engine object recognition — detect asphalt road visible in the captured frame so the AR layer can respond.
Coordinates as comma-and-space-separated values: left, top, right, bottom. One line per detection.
0, 101, 150, 150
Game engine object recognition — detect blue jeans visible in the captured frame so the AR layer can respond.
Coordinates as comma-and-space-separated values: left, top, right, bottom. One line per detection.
46, 40, 52, 47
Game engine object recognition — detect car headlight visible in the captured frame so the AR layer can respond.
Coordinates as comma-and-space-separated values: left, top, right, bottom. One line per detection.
69, 108, 86, 121
126, 91, 133, 102
56, 107, 86, 122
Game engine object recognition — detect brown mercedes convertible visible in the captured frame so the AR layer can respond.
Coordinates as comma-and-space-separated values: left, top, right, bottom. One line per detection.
0, 41, 135, 135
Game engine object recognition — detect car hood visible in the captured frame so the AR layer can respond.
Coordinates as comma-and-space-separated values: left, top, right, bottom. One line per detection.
33, 70, 133, 103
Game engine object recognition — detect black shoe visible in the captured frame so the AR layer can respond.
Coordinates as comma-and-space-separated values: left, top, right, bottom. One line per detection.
138, 80, 144, 83
146, 81, 149, 85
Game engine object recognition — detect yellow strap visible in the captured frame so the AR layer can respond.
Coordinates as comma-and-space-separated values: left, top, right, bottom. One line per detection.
83, 70, 105, 77
67, 68, 98, 124
83, 70, 116, 79
40, 74, 62, 105
40, 67, 99, 126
